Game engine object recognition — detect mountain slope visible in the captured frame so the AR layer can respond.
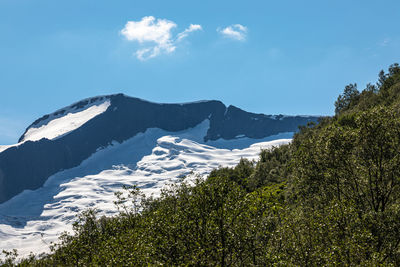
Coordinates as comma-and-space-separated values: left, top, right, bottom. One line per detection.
0, 120, 291, 257
0, 94, 318, 204
9, 64, 400, 266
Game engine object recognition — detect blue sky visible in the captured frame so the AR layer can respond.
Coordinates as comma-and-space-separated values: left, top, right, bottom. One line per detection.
0, 0, 399, 144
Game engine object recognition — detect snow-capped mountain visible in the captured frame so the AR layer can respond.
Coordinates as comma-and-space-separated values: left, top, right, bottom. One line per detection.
0, 94, 318, 256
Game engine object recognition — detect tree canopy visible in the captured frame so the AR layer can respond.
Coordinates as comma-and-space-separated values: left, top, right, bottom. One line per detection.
4, 63, 400, 266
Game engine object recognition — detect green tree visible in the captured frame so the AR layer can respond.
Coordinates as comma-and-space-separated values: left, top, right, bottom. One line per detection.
334, 83, 360, 115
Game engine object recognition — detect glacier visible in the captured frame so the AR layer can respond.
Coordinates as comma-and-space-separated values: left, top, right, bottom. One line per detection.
0, 119, 291, 257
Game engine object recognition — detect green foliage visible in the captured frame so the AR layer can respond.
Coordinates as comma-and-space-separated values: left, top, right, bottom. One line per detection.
208, 157, 255, 190
286, 105, 400, 265
335, 83, 360, 115
247, 144, 291, 191
16, 177, 286, 266
334, 63, 400, 116
7, 62, 400, 266
1, 250, 18, 267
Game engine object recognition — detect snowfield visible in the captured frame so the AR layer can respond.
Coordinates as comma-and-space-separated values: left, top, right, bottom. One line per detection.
0, 120, 291, 258
0, 97, 111, 153
0, 145, 12, 153
21, 99, 111, 142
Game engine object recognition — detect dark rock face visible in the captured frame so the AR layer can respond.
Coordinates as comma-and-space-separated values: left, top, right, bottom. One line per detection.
0, 94, 319, 203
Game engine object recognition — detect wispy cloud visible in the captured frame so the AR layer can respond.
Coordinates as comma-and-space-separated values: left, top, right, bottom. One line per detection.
380, 38, 391, 47
177, 24, 202, 42
218, 24, 247, 41
120, 16, 202, 61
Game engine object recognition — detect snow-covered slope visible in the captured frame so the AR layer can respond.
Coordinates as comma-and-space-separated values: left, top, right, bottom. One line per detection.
0, 145, 12, 153
0, 97, 111, 152
20, 97, 111, 142
0, 94, 319, 205
0, 94, 320, 258
0, 120, 291, 257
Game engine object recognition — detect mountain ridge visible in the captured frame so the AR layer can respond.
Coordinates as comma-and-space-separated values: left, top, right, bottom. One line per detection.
0, 94, 319, 204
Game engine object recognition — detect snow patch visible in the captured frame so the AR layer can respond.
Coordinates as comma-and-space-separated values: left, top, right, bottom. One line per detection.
206, 131, 294, 150
21, 100, 111, 142
0, 120, 290, 258
0, 145, 13, 153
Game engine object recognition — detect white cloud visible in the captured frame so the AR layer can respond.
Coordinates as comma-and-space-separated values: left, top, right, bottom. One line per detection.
120, 16, 202, 61
177, 24, 202, 41
218, 24, 247, 41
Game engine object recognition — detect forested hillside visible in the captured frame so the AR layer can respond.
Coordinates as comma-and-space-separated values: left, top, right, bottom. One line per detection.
4, 63, 400, 266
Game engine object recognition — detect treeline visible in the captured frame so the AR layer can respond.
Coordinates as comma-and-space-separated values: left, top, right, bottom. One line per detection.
4, 63, 400, 266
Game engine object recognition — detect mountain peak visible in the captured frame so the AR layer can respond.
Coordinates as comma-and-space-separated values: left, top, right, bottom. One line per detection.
1, 94, 319, 204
